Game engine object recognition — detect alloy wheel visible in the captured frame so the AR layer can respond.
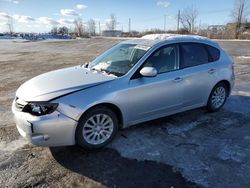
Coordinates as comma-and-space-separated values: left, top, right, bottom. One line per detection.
211, 86, 226, 109
82, 114, 114, 145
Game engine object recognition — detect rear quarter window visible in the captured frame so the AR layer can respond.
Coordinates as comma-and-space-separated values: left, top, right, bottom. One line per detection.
205, 45, 220, 62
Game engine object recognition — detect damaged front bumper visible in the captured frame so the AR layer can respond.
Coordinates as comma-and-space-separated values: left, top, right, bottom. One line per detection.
12, 101, 78, 147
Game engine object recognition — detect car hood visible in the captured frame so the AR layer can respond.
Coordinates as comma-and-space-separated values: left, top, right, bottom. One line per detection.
16, 66, 116, 101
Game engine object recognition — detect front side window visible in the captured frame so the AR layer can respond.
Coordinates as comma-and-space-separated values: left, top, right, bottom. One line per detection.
181, 43, 209, 68
143, 45, 179, 74
89, 43, 150, 77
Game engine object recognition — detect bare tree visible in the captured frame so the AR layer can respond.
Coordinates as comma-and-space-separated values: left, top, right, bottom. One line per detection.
87, 19, 96, 36
51, 26, 58, 35
58, 26, 69, 35
6, 16, 14, 35
74, 18, 85, 37
106, 14, 117, 30
231, 0, 249, 39
179, 6, 198, 33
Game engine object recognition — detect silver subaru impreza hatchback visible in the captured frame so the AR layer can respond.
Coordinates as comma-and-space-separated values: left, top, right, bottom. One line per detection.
12, 34, 235, 149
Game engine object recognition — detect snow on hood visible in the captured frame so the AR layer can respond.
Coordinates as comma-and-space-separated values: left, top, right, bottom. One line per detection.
16, 66, 116, 102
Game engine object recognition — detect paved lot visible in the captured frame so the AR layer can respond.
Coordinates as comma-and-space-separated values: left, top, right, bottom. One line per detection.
0, 38, 250, 187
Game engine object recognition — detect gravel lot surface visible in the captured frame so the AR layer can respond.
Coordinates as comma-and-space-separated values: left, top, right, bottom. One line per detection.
0, 38, 250, 188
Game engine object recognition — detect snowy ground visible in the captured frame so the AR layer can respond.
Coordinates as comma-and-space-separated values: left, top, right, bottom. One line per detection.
0, 38, 250, 187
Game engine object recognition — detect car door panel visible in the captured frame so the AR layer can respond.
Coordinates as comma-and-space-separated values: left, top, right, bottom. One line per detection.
179, 43, 219, 107
124, 44, 187, 123
179, 63, 218, 107
127, 70, 186, 122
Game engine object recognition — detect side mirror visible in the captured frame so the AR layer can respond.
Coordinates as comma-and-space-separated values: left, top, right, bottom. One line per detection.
140, 67, 157, 77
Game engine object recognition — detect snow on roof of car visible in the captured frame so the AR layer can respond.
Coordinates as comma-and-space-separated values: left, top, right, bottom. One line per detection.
141, 33, 207, 40
124, 34, 219, 48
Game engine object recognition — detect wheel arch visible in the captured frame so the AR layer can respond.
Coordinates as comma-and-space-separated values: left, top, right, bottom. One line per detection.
207, 79, 231, 104
79, 102, 124, 129
214, 80, 231, 96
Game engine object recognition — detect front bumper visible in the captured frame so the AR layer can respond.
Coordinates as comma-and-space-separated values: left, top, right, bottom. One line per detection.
12, 102, 78, 147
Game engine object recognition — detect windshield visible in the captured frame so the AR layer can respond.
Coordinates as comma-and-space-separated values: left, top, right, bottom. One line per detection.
88, 43, 150, 77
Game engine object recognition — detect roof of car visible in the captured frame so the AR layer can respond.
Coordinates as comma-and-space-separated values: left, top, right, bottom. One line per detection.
124, 34, 220, 48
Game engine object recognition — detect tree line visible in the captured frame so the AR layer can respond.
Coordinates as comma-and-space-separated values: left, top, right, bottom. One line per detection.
49, 13, 118, 37
4, 0, 250, 39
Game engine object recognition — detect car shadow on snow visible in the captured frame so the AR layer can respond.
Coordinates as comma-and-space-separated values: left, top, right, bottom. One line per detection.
50, 146, 196, 188
49, 95, 249, 188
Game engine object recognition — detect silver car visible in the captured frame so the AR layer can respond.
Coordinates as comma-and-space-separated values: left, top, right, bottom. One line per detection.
12, 34, 235, 149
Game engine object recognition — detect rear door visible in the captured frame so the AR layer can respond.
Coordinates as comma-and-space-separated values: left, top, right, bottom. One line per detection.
179, 43, 219, 107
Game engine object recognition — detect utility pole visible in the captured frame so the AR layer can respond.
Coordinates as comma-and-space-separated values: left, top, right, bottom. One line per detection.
128, 18, 131, 33
198, 20, 201, 33
164, 15, 166, 32
99, 21, 101, 35
177, 9, 180, 33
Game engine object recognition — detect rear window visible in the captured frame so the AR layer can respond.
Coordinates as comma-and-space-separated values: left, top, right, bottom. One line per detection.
181, 43, 209, 68
205, 45, 220, 62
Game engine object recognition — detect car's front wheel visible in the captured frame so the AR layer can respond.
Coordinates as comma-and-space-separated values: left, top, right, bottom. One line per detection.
76, 106, 118, 149
207, 82, 228, 112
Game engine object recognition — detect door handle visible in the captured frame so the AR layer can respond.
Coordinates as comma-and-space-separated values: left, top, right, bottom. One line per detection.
173, 77, 183, 83
208, 68, 216, 74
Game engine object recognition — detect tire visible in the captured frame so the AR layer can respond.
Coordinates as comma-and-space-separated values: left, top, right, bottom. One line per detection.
76, 106, 118, 149
207, 82, 228, 112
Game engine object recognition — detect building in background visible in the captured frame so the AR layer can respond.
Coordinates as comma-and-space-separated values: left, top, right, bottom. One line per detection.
102, 30, 122, 37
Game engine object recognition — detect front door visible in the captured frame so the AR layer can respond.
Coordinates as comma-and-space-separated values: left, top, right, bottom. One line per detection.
126, 44, 187, 123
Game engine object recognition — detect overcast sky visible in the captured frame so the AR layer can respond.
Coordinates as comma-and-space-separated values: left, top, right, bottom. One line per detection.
0, 0, 241, 33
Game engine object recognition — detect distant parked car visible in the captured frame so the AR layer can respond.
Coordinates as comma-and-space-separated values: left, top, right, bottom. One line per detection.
12, 34, 235, 149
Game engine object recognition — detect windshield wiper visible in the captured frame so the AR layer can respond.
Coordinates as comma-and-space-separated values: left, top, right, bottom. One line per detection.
101, 69, 123, 77
100, 68, 111, 74
89, 67, 120, 77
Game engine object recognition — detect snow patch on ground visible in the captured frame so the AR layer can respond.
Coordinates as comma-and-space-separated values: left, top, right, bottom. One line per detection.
232, 90, 250, 97
244, 136, 250, 141
218, 145, 247, 162
147, 150, 161, 157
225, 95, 250, 114
166, 122, 199, 135
237, 56, 250, 59
0, 137, 27, 152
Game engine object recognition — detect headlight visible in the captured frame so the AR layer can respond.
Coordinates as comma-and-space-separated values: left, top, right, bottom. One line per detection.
23, 102, 58, 116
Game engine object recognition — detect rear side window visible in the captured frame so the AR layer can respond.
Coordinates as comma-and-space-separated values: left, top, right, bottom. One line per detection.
181, 43, 209, 68
205, 45, 220, 62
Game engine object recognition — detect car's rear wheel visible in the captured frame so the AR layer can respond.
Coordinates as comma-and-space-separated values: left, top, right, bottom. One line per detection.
76, 106, 118, 149
207, 83, 228, 112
